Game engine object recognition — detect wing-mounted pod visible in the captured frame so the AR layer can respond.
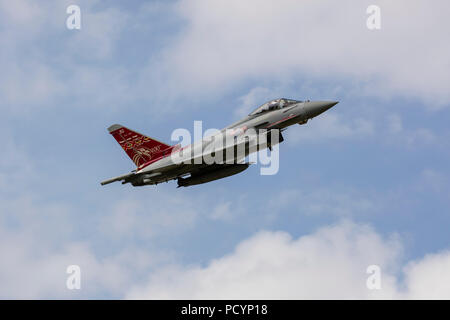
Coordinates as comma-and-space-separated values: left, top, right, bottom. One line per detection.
177, 163, 250, 187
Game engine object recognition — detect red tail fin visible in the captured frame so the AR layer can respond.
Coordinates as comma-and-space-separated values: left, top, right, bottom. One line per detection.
108, 124, 172, 168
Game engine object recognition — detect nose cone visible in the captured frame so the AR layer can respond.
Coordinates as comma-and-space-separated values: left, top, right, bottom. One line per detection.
306, 100, 338, 118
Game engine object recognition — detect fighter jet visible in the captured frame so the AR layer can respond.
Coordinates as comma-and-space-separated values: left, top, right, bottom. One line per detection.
100, 99, 338, 187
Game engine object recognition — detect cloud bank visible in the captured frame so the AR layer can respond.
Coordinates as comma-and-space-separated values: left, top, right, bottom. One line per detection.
127, 221, 450, 299
158, 0, 449, 105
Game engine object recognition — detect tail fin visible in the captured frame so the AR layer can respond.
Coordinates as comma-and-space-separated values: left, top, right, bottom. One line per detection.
107, 124, 172, 168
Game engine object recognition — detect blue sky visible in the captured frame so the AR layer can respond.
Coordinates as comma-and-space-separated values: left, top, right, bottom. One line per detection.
1, 0, 450, 298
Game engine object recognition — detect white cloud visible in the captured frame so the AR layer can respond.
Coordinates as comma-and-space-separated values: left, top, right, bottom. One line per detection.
384, 114, 436, 147
0, 197, 117, 298
209, 201, 233, 221
0, 0, 45, 30
0, 136, 242, 298
154, 0, 450, 105
0, 190, 174, 298
288, 113, 374, 143
3, 0, 448, 114
126, 221, 401, 299
402, 251, 450, 299
0, 129, 34, 192
1, 177, 450, 299
284, 111, 438, 146
266, 188, 377, 220
98, 186, 251, 239
99, 193, 199, 240
235, 87, 277, 118
388, 114, 403, 134
0, 138, 175, 298
0, 0, 133, 111
126, 221, 450, 299
415, 169, 450, 198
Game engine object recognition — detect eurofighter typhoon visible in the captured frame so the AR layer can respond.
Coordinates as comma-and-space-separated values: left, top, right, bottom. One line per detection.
101, 99, 338, 187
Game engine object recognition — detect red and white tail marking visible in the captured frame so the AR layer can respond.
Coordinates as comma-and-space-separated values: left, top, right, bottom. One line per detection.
108, 124, 172, 168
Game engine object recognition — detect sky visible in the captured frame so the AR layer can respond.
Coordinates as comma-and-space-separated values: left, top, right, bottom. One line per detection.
0, 0, 450, 299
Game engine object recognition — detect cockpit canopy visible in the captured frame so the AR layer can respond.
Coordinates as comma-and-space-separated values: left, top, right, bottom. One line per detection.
248, 98, 301, 116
